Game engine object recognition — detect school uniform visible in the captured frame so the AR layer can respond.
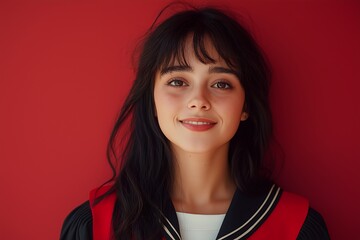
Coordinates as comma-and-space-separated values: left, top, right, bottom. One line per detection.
60, 183, 330, 240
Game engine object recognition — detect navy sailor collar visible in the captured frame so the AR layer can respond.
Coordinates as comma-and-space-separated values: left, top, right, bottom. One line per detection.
162, 183, 282, 240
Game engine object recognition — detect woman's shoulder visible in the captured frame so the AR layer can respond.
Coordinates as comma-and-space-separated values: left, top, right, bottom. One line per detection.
60, 201, 93, 240
278, 189, 330, 239
248, 184, 330, 239
276, 189, 330, 239
298, 207, 330, 240
60, 185, 114, 240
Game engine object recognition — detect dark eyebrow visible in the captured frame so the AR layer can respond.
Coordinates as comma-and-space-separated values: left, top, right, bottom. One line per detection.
160, 65, 192, 75
209, 66, 237, 75
159, 65, 237, 76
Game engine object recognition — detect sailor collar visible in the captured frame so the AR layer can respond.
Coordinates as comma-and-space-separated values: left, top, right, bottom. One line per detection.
162, 183, 282, 240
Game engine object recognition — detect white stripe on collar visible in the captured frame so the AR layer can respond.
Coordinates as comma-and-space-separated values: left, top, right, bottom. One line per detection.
218, 184, 280, 240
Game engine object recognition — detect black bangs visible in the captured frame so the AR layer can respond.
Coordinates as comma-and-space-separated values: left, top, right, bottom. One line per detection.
147, 8, 245, 74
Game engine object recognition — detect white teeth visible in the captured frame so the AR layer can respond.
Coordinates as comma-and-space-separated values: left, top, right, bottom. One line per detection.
182, 121, 211, 125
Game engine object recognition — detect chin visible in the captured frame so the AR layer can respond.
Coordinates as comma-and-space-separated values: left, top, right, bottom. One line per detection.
175, 142, 228, 155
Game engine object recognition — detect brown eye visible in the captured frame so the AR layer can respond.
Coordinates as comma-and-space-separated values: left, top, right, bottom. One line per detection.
212, 81, 232, 89
168, 79, 187, 87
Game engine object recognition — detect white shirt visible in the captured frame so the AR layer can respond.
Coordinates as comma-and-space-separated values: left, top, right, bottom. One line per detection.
176, 212, 226, 240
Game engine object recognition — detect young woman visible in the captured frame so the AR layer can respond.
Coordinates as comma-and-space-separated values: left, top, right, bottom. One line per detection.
61, 5, 330, 240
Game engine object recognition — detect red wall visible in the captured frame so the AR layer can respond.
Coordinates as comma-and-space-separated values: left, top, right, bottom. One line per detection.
1, 1, 359, 239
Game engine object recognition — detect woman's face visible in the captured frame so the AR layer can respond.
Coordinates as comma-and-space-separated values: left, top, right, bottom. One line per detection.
153, 38, 247, 155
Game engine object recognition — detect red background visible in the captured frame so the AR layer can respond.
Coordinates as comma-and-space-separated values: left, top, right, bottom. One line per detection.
1, 1, 359, 239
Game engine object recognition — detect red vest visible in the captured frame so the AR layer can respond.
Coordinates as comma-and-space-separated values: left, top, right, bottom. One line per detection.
89, 185, 308, 240
89, 185, 116, 240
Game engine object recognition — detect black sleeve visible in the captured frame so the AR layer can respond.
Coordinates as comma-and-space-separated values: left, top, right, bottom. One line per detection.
60, 201, 93, 240
297, 207, 330, 240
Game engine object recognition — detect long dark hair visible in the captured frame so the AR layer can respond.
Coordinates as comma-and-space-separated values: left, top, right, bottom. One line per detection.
101, 5, 272, 240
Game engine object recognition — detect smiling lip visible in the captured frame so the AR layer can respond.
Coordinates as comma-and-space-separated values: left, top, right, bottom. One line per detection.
179, 118, 217, 132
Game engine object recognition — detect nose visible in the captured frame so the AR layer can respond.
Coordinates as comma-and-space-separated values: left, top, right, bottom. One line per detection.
187, 88, 211, 111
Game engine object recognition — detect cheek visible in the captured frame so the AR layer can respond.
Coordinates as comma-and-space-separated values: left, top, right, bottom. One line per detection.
155, 91, 180, 112
219, 100, 246, 134
153, 92, 181, 141
154, 90, 182, 126
220, 97, 245, 117
154, 89, 164, 115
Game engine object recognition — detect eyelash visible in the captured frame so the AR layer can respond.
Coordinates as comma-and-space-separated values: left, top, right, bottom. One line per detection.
166, 79, 233, 89
167, 79, 188, 87
212, 81, 232, 89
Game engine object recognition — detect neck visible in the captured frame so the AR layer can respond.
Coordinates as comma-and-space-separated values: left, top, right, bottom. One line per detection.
171, 144, 236, 214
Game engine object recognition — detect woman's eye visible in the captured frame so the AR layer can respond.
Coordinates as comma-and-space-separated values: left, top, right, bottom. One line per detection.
212, 81, 232, 89
168, 79, 187, 87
